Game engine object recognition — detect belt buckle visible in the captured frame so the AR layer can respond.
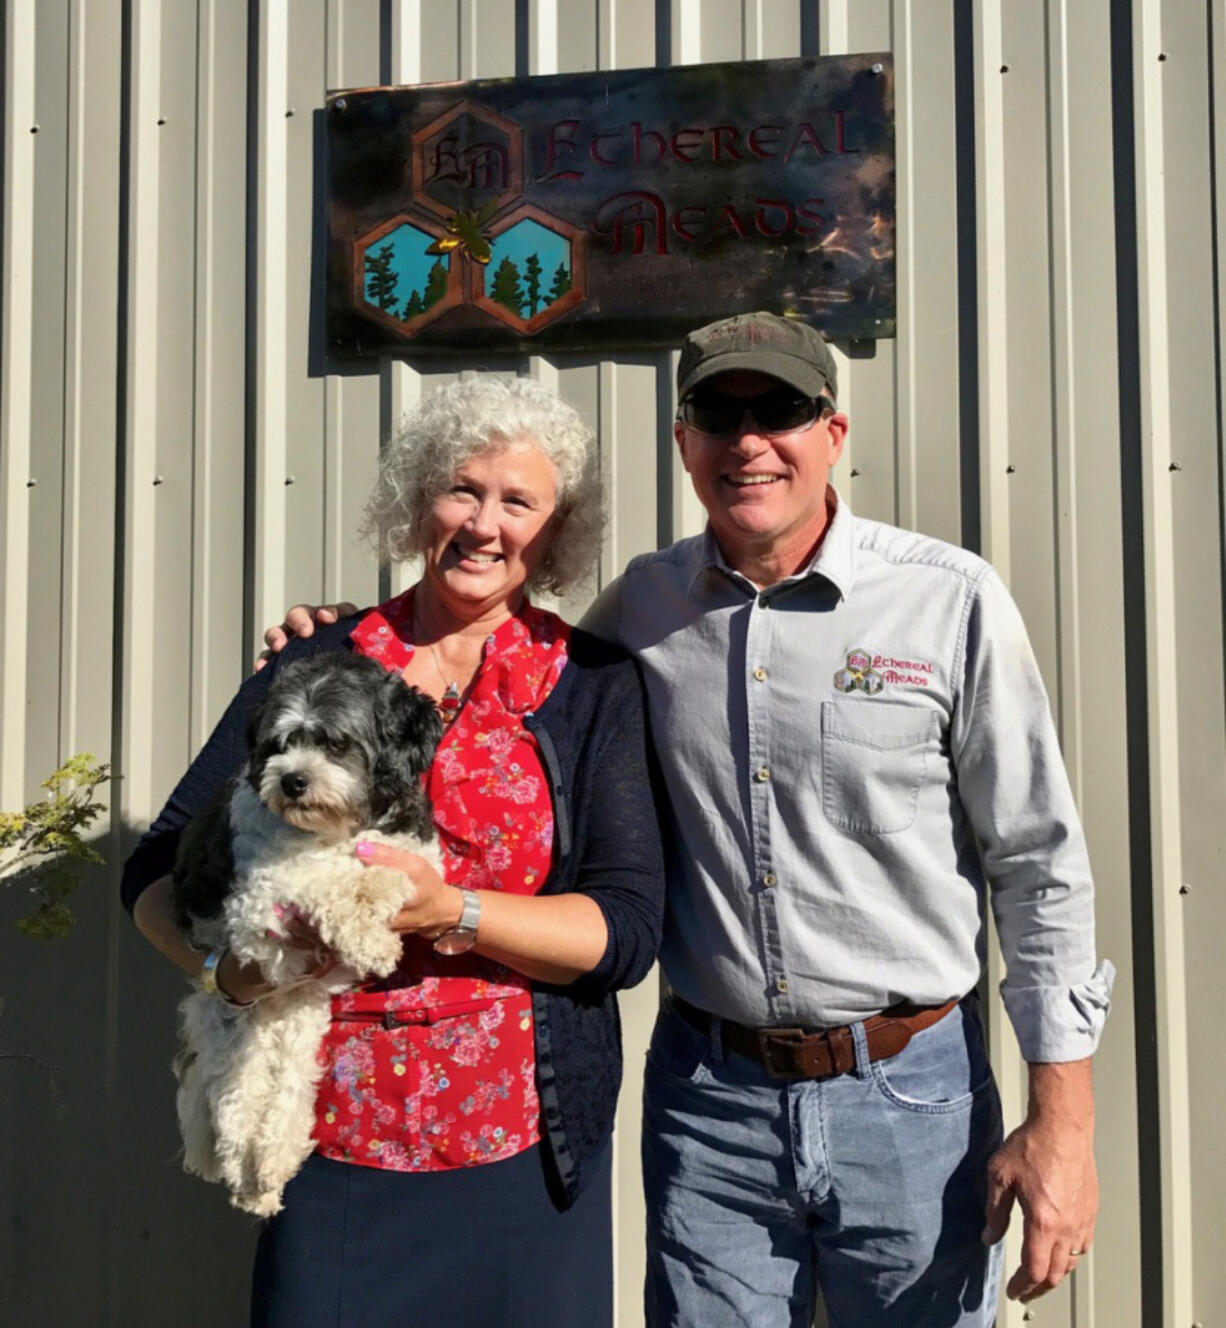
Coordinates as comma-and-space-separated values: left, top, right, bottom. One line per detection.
756, 1026, 816, 1080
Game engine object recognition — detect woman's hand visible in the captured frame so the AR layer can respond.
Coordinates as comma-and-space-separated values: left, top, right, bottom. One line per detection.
355, 840, 464, 938
215, 950, 276, 1005
133, 875, 338, 1003
218, 907, 340, 1004
354, 841, 609, 984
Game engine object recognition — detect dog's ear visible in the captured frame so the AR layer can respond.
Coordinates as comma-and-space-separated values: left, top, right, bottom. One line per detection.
243, 699, 269, 795
372, 675, 442, 837
172, 786, 237, 933
245, 699, 266, 755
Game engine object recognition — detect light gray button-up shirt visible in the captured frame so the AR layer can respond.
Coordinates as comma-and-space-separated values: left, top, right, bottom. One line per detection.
583, 490, 1113, 1062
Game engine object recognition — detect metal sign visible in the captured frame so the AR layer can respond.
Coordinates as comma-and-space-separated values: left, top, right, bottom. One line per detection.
326, 55, 895, 356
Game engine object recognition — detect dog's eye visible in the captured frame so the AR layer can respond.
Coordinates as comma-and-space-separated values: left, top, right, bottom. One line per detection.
325, 735, 351, 756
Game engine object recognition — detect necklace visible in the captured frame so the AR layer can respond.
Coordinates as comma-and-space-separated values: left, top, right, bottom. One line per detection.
425, 639, 463, 721
413, 599, 468, 723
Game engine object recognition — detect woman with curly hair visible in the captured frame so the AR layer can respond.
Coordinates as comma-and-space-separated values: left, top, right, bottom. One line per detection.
123, 374, 665, 1328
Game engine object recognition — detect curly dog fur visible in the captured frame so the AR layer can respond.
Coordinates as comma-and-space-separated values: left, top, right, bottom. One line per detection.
172, 653, 443, 1216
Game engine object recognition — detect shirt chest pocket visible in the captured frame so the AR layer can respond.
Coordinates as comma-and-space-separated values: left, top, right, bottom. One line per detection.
821, 701, 938, 834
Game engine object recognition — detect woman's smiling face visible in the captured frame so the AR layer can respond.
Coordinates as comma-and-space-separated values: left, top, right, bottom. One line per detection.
420, 437, 560, 613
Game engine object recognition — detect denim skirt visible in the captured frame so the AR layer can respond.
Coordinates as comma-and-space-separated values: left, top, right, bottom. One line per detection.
250, 1141, 612, 1328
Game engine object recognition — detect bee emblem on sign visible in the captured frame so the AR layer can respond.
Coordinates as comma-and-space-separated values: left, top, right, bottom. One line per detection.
834, 648, 885, 696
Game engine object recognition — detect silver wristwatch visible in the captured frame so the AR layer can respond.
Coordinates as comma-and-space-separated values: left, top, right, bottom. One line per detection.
433, 889, 481, 955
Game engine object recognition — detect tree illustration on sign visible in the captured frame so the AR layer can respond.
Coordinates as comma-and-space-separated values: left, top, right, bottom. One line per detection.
490, 257, 525, 314
364, 244, 400, 313
423, 259, 448, 308
403, 289, 425, 319
548, 262, 573, 303
523, 253, 543, 318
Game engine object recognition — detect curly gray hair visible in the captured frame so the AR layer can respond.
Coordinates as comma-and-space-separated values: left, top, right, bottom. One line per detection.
361, 374, 605, 596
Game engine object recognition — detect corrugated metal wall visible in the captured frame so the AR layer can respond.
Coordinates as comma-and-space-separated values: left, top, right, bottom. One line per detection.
1, 2, 1220, 1325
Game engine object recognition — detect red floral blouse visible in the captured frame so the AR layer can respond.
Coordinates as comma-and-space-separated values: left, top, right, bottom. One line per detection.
311, 589, 571, 1172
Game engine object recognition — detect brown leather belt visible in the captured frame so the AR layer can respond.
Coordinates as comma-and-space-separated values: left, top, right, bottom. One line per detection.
671, 993, 959, 1081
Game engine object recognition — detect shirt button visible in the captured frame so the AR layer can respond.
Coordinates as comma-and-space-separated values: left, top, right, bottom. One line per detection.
776, 977, 789, 993
753, 666, 768, 681
755, 766, 770, 783
763, 873, 777, 887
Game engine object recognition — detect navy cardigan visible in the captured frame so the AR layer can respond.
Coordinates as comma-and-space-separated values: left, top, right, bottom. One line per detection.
122, 615, 666, 1208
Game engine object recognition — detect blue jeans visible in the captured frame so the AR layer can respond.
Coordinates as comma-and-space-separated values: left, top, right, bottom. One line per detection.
642, 998, 1005, 1327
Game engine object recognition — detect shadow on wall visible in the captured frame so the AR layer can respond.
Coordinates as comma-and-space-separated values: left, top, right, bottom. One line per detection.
0, 828, 256, 1328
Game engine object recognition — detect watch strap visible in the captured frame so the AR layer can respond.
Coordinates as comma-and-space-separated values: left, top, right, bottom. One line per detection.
433, 889, 481, 955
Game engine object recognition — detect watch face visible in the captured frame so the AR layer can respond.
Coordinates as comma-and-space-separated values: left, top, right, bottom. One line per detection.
433, 928, 477, 956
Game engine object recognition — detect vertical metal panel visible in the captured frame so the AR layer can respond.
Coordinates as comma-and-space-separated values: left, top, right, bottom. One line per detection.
1057, 2, 1142, 1323
895, 0, 962, 544
25, 4, 70, 795
192, 0, 254, 736
996, 54, 1062, 1322
252, 0, 292, 632
1130, 1, 1195, 1325
1192, 4, 1226, 1316
323, 6, 384, 614
62, 4, 125, 1326
280, 1, 329, 607
384, 0, 430, 597
1158, 2, 1226, 1322
0, 0, 38, 810
599, 0, 657, 68
969, 7, 1031, 1324
1001, 1, 1058, 677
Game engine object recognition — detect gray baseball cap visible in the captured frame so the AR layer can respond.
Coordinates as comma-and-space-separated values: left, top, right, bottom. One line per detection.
677, 311, 838, 403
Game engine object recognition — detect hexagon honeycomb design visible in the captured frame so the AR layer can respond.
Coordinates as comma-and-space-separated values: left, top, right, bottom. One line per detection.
412, 100, 523, 222
353, 215, 462, 335
473, 206, 587, 334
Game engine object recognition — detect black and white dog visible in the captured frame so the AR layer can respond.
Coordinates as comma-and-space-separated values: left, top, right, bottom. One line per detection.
172, 652, 443, 1216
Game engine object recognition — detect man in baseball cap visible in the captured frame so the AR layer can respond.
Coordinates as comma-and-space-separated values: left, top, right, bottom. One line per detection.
262, 310, 1112, 1327
587, 309, 1111, 1326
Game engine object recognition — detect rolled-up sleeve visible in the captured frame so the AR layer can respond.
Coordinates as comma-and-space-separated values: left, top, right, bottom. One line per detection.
951, 568, 1114, 1062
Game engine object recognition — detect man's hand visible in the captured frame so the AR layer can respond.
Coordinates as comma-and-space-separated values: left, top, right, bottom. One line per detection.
982, 1058, 1097, 1302
254, 601, 358, 670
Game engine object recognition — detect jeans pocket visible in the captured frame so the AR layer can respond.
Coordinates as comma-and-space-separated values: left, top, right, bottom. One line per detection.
869, 1004, 994, 1115
821, 700, 937, 834
645, 1005, 714, 1088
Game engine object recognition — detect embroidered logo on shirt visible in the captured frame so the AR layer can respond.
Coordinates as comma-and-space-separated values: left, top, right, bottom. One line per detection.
834, 648, 884, 696
834, 649, 935, 694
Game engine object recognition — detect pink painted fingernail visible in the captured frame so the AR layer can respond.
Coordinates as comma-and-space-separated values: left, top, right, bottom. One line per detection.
265, 928, 281, 940
355, 840, 376, 860
272, 902, 286, 919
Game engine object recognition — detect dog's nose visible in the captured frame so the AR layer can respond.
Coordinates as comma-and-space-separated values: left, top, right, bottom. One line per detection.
280, 771, 310, 799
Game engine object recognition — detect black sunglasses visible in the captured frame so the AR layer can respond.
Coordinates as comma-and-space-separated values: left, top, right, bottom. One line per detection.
678, 386, 835, 439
